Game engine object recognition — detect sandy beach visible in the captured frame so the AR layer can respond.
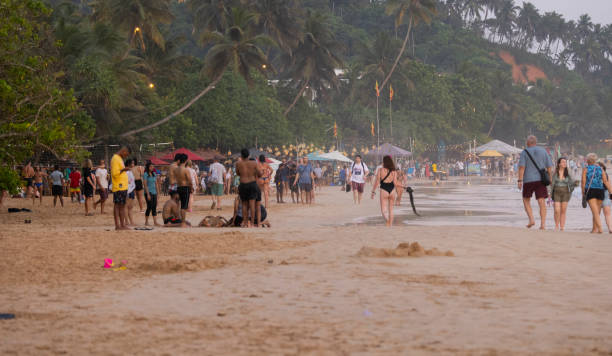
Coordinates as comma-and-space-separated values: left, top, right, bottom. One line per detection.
2, 184, 612, 355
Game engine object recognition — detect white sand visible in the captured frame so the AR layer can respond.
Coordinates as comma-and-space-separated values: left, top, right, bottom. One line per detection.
1, 186, 612, 354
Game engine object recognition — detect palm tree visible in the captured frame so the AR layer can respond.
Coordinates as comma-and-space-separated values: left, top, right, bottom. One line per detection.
516, 2, 539, 49
188, 0, 232, 33
282, 10, 343, 116
494, 0, 518, 44
380, 0, 437, 92
90, 0, 174, 50
241, 0, 303, 55
120, 7, 272, 137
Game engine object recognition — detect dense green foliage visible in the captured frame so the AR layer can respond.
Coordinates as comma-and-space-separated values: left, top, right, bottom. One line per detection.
3, 0, 612, 159
0, 0, 94, 168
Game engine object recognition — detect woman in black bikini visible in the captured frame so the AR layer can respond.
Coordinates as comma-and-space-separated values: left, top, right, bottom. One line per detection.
371, 155, 402, 227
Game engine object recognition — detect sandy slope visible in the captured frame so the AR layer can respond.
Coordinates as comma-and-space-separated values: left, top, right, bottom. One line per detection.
1, 186, 612, 355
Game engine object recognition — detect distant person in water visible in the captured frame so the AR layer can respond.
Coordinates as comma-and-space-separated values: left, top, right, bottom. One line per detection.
371, 155, 402, 227
518, 135, 553, 230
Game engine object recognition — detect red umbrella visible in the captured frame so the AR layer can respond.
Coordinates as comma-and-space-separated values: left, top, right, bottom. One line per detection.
146, 157, 170, 165
159, 148, 207, 162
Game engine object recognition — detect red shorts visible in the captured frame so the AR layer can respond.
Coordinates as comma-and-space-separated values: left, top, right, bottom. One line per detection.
522, 181, 548, 199
351, 182, 365, 193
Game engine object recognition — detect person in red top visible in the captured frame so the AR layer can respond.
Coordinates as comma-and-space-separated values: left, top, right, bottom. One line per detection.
69, 168, 82, 203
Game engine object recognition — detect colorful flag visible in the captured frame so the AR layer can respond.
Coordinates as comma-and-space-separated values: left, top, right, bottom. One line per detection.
375, 81, 380, 97
371, 122, 375, 136
334, 122, 338, 137
389, 84, 394, 101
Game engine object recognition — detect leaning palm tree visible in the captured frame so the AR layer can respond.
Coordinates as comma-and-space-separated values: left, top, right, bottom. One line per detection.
380, 0, 437, 92
282, 10, 343, 116
120, 7, 272, 137
241, 0, 303, 55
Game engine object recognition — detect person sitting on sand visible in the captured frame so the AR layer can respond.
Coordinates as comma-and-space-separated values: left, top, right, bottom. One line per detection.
230, 196, 270, 228
162, 191, 190, 227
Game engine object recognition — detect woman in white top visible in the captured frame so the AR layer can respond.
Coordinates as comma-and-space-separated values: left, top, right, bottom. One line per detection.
186, 160, 197, 212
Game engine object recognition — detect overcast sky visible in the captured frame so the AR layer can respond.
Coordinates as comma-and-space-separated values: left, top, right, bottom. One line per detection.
523, 0, 612, 25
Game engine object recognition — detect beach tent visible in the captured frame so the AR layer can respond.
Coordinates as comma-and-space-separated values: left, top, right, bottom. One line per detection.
475, 139, 522, 155
365, 143, 412, 158
231, 148, 274, 160
307, 152, 329, 161
318, 151, 354, 163
159, 148, 207, 162
195, 149, 225, 161
146, 157, 170, 165
479, 150, 503, 157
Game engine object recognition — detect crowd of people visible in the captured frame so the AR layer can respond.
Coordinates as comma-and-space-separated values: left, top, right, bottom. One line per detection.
8, 137, 612, 233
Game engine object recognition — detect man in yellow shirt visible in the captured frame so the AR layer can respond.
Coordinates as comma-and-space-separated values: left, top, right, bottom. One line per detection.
111, 146, 131, 230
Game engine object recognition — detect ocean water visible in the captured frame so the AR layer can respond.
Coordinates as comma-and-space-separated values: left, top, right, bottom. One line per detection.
353, 181, 605, 232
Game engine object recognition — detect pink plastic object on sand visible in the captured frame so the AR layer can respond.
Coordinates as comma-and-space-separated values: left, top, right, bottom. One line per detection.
104, 259, 113, 269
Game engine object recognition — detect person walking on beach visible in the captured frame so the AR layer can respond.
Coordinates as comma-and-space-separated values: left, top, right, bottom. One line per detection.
371, 155, 401, 227
143, 161, 161, 226
597, 163, 612, 233
518, 136, 553, 229
186, 160, 197, 212
582, 154, 612, 234
33, 167, 46, 206
209, 157, 226, 210
82, 159, 97, 216
236, 148, 262, 227
132, 159, 145, 212
49, 165, 64, 208
111, 147, 131, 230
125, 159, 136, 226
294, 156, 315, 205
22, 162, 35, 201
94, 160, 109, 214
550, 157, 577, 231
69, 168, 82, 204
258, 155, 272, 208
175, 154, 193, 222
349, 155, 369, 204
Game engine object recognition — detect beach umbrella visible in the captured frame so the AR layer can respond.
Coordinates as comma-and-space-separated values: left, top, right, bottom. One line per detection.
318, 151, 354, 163
146, 157, 170, 165
479, 149, 503, 157
366, 143, 412, 158
159, 148, 207, 162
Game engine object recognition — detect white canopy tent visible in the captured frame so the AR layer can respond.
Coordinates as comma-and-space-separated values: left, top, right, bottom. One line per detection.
475, 139, 522, 155
318, 151, 354, 163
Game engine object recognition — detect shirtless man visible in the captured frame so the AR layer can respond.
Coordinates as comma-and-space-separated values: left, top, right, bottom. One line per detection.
168, 154, 180, 195
174, 154, 193, 222
162, 191, 189, 227
236, 148, 262, 227
22, 162, 35, 200
132, 158, 145, 211
33, 166, 46, 206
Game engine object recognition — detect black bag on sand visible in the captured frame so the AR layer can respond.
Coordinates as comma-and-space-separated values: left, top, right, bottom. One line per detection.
524, 149, 551, 186
345, 183, 351, 192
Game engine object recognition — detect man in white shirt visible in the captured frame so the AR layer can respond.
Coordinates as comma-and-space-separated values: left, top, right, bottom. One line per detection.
94, 160, 109, 214
348, 155, 369, 204
209, 158, 226, 210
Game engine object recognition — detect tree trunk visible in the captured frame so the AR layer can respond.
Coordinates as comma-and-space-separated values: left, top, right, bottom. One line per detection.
284, 80, 309, 116
380, 17, 413, 92
119, 72, 225, 138
487, 114, 497, 136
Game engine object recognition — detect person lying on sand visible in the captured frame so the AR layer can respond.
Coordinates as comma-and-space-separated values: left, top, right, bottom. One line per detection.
162, 191, 191, 227
229, 196, 270, 228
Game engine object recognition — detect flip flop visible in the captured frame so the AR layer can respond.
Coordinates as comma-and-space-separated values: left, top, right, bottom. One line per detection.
134, 227, 154, 231
0, 313, 15, 319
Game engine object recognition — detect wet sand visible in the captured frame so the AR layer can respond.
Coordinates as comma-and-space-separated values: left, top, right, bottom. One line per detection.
2, 184, 612, 355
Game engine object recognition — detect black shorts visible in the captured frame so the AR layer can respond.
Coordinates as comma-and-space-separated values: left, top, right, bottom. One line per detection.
25, 178, 34, 187
586, 188, 605, 201
52, 185, 63, 196
98, 188, 109, 201
299, 183, 313, 192
128, 191, 135, 200
522, 181, 548, 199
83, 185, 94, 198
239, 182, 258, 202
177, 186, 190, 209
113, 190, 127, 205
164, 217, 182, 225
135, 179, 144, 191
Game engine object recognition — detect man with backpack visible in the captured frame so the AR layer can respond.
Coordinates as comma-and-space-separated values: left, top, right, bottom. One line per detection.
349, 155, 369, 204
